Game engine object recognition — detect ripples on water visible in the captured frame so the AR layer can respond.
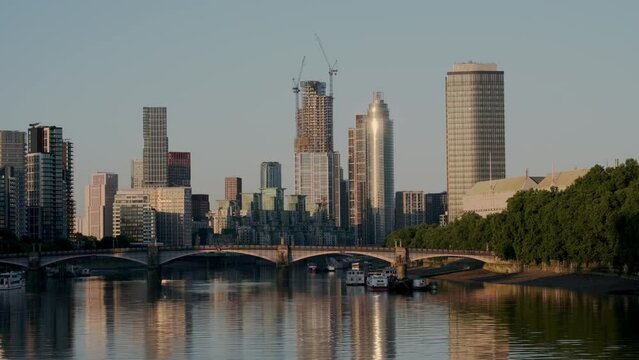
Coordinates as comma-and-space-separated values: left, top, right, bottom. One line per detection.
0, 263, 638, 360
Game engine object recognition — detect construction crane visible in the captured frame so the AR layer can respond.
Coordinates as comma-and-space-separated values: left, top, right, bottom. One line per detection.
315, 34, 338, 97
292, 56, 306, 112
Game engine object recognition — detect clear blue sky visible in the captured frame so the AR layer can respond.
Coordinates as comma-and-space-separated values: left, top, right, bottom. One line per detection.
1, 1, 638, 215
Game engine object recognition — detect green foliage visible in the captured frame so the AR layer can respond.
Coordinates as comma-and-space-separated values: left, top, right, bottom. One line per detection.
386, 159, 639, 274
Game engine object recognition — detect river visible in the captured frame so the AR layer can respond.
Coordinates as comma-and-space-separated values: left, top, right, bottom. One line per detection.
1, 259, 638, 359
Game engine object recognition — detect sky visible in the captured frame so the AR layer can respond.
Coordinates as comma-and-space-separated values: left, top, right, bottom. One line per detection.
1, 1, 638, 215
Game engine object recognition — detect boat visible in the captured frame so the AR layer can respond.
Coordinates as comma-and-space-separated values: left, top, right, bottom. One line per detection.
327, 265, 336, 272
381, 267, 397, 279
0, 272, 25, 290
366, 274, 388, 290
307, 263, 318, 273
346, 269, 366, 285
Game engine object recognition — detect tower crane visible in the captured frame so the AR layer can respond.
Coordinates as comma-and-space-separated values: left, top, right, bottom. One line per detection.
292, 56, 306, 112
315, 34, 338, 97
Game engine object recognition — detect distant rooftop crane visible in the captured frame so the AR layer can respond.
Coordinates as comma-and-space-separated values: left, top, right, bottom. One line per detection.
315, 34, 338, 97
292, 56, 306, 112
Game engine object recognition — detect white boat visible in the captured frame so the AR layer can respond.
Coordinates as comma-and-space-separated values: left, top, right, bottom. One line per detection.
327, 265, 336, 272
0, 272, 25, 290
366, 274, 388, 290
381, 267, 397, 279
346, 270, 366, 285
412, 278, 430, 291
307, 263, 318, 273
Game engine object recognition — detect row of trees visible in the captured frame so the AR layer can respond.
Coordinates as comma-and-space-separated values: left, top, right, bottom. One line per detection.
0, 229, 134, 253
386, 159, 639, 274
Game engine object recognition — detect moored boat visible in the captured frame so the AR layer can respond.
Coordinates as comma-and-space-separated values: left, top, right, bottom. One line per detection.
412, 278, 437, 292
366, 274, 388, 290
307, 263, 318, 273
346, 269, 366, 285
0, 272, 25, 290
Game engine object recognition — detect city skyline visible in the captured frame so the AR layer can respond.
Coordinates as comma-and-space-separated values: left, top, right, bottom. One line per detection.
1, 2, 638, 214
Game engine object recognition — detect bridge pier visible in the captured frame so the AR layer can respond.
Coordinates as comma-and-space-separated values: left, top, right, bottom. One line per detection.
394, 242, 409, 280
147, 244, 160, 271
276, 239, 290, 269
26, 246, 45, 292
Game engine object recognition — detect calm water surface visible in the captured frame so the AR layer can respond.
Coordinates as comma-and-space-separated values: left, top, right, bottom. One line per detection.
1, 262, 638, 359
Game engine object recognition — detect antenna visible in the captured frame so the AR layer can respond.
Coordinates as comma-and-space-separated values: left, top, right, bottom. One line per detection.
315, 34, 338, 97
292, 56, 306, 112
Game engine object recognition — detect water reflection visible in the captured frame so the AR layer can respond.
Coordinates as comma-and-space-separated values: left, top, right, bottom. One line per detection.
0, 266, 638, 360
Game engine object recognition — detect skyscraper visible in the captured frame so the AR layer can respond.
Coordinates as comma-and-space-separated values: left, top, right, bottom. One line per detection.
348, 114, 367, 242
25, 125, 68, 241
446, 63, 505, 221
85, 172, 118, 239
63, 140, 75, 237
260, 161, 281, 189
0, 130, 26, 237
366, 92, 394, 244
294, 81, 341, 225
348, 93, 395, 245
224, 177, 242, 203
143, 107, 168, 188
168, 152, 191, 187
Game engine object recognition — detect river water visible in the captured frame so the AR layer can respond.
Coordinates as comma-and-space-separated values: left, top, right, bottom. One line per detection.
1, 260, 638, 359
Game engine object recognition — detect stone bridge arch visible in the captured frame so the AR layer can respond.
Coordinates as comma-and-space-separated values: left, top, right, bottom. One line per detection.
158, 249, 279, 266
0, 258, 28, 268
289, 248, 395, 264
40, 253, 148, 267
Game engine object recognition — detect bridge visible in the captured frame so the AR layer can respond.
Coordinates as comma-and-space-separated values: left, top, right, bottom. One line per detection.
0, 243, 505, 278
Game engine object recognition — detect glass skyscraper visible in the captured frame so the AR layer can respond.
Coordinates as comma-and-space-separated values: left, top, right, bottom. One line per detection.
446, 63, 505, 221
143, 107, 168, 188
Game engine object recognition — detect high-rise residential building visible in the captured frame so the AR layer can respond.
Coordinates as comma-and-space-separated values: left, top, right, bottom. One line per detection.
294, 81, 333, 153
0, 130, 26, 237
63, 140, 75, 237
348, 114, 367, 242
113, 190, 155, 243
143, 187, 192, 246
25, 125, 69, 241
191, 194, 210, 222
395, 191, 426, 230
85, 172, 118, 239
260, 161, 282, 189
131, 159, 143, 189
348, 93, 395, 245
143, 107, 168, 188
261, 187, 284, 212
293, 80, 341, 226
168, 152, 191, 187
446, 63, 505, 221
425, 192, 448, 225
294, 152, 341, 221
224, 177, 242, 203
366, 92, 394, 244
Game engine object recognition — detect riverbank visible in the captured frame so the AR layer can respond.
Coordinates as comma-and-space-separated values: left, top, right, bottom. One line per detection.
430, 267, 639, 295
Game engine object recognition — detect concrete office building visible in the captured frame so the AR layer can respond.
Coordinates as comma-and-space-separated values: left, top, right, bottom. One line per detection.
143, 107, 168, 188
446, 63, 505, 221
426, 192, 448, 225
168, 152, 191, 187
191, 194, 210, 221
224, 177, 242, 204
143, 187, 192, 247
113, 190, 155, 243
130, 159, 143, 189
85, 172, 118, 239
260, 162, 282, 189
25, 125, 69, 241
395, 191, 426, 229
0, 131, 26, 237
